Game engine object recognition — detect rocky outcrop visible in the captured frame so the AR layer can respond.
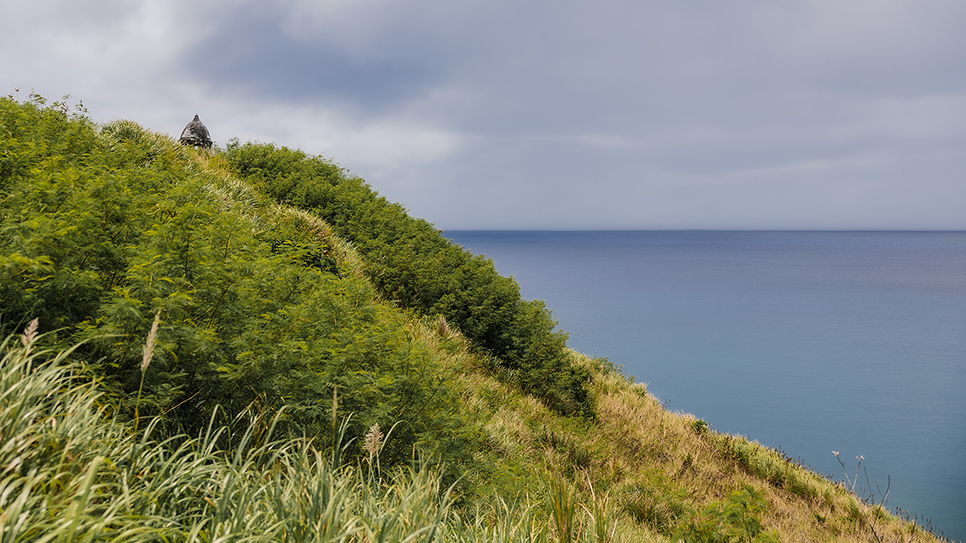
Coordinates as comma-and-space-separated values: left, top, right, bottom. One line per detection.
179, 114, 212, 149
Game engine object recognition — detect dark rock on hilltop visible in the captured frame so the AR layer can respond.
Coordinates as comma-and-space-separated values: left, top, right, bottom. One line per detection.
179, 114, 212, 149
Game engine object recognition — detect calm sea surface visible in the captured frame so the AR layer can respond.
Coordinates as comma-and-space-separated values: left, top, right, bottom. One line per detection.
445, 231, 965, 541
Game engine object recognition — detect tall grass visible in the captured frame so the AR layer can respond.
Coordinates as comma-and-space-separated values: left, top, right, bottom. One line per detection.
0, 327, 457, 542
1, 326, 633, 543
2, 322, 940, 543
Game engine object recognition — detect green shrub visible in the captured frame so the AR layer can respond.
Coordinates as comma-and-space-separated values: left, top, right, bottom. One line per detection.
0, 97, 475, 475
692, 418, 710, 434
222, 141, 592, 416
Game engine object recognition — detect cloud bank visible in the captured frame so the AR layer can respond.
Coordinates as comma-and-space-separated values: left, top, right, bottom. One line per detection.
3, 0, 965, 229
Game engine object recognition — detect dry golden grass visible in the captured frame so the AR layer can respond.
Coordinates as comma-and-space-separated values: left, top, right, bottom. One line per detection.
427, 331, 944, 542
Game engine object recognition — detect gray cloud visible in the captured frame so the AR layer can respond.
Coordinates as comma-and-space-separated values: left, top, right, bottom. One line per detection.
2, 0, 964, 229
182, 5, 445, 109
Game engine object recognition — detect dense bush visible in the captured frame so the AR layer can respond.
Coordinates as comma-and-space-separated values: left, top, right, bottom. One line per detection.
223, 141, 591, 416
0, 96, 474, 471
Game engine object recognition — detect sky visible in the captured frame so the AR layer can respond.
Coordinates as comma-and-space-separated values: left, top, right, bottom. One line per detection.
3, 0, 965, 230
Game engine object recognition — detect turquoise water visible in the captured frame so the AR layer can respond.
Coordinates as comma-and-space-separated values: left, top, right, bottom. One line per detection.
445, 231, 966, 541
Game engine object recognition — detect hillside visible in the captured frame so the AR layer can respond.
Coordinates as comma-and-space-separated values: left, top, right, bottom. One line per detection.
0, 94, 946, 542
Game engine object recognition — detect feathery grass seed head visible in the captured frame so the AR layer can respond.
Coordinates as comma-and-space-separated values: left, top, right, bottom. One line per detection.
20, 318, 39, 354
141, 309, 161, 373
365, 423, 383, 458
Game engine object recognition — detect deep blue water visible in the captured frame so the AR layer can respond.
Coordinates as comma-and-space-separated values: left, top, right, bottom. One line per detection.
445, 231, 966, 541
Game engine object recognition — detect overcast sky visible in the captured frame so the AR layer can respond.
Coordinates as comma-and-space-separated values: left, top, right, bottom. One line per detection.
3, 0, 965, 229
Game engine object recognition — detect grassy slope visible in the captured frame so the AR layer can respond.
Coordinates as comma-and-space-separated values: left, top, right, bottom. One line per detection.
282, 156, 937, 541
0, 99, 943, 542
333, 171, 940, 542
431, 331, 940, 542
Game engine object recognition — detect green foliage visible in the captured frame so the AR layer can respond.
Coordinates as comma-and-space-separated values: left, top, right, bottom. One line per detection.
673, 486, 783, 543
547, 473, 580, 543
0, 93, 96, 192
0, 96, 474, 474
692, 419, 710, 434
223, 141, 591, 416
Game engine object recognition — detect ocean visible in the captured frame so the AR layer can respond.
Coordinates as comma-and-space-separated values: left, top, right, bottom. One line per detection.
445, 230, 965, 542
